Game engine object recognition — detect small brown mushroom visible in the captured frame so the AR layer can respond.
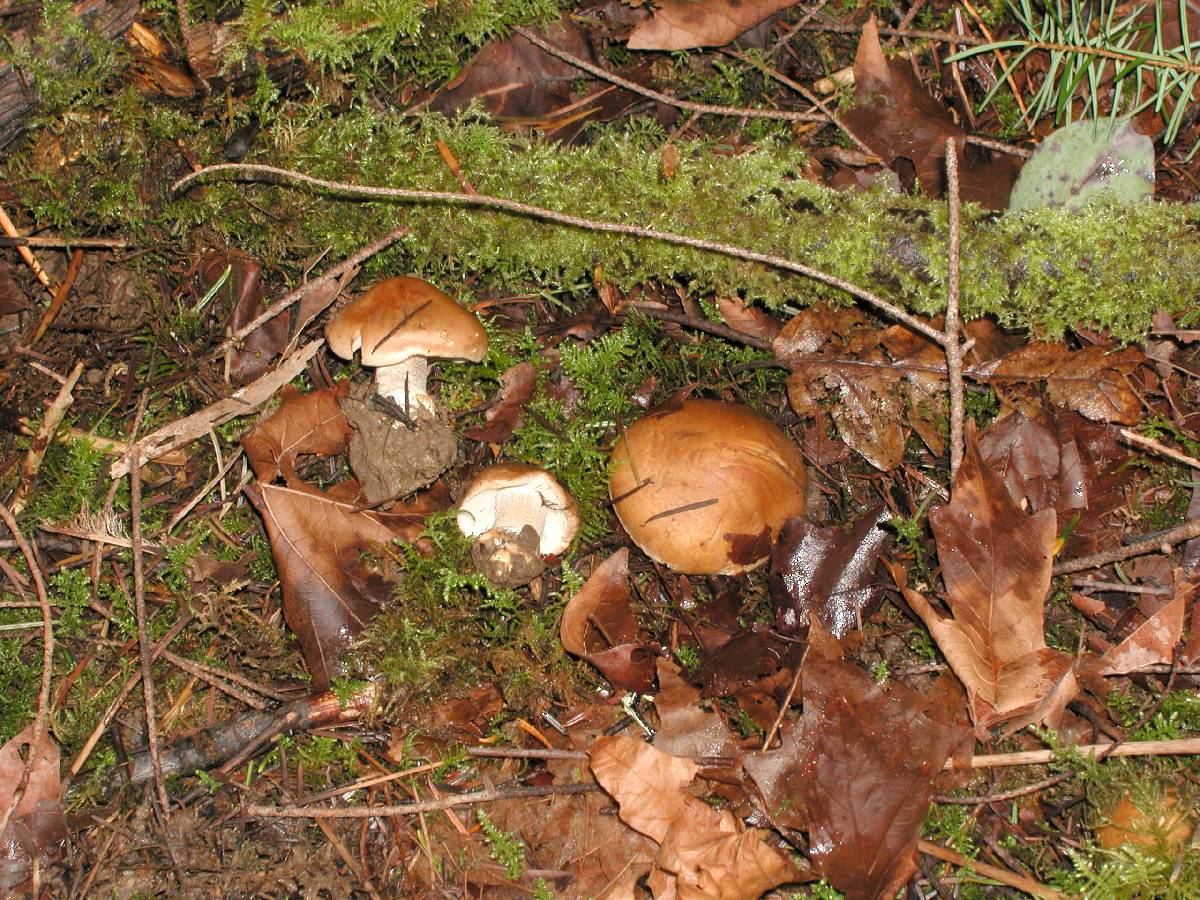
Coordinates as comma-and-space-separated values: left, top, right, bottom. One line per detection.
325, 276, 488, 415
608, 398, 807, 575
457, 463, 580, 587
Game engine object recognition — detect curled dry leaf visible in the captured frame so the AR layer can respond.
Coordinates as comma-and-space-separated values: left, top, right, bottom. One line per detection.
897, 423, 1077, 733
0, 725, 67, 892
770, 505, 892, 638
245, 482, 402, 691
560, 548, 656, 693
746, 635, 969, 900
462, 361, 536, 444
628, 0, 801, 50
242, 383, 352, 485
590, 735, 799, 899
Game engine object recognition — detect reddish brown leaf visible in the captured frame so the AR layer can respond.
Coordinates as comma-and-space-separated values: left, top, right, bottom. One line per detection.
245, 482, 401, 690
694, 628, 790, 698
746, 641, 968, 900
770, 505, 891, 638
978, 411, 1061, 513
984, 342, 1146, 424
590, 736, 799, 898
715, 295, 781, 342
462, 361, 536, 444
841, 17, 1019, 207
0, 261, 27, 316
1098, 576, 1188, 675
628, 0, 802, 50
242, 384, 352, 485
1055, 411, 1131, 558
898, 424, 1076, 732
200, 254, 284, 385
0, 725, 66, 892
560, 549, 656, 692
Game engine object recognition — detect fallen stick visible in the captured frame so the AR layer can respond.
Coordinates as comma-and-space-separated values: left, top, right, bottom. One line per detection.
958, 736, 1200, 769
11, 361, 84, 514
917, 839, 1064, 900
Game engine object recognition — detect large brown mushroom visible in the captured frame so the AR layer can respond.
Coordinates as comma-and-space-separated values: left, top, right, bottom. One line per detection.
325, 276, 488, 415
457, 463, 580, 587
608, 398, 807, 575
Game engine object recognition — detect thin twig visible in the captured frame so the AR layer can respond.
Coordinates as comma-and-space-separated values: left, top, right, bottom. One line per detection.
934, 772, 1072, 805
512, 27, 824, 124
1119, 427, 1200, 471
11, 361, 84, 514
26, 248, 84, 347
0, 236, 129, 249
0, 503, 54, 840
917, 839, 1064, 899
129, 393, 171, 816
0, 201, 52, 292
944, 139, 965, 480
172, 164, 948, 345
961, 736, 1200, 768
244, 783, 601, 819
623, 303, 773, 350
762, 662, 803, 752
1053, 517, 1200, 575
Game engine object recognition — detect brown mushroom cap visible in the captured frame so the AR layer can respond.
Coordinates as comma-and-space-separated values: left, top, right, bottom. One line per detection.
609, 398, 807, 575
457, 462, 581, 557
326, 276, 488, 367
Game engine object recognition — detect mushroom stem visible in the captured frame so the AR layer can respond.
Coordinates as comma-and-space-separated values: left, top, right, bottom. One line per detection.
374, 357, 433, 415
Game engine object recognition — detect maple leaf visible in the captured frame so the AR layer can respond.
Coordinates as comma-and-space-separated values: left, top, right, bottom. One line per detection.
0, 725, 66, 892
746, 635, 969, 900
628, 0, 802, 50
242, 384, 352, 485
590, 735, 799, 899
245, 482, 401, 691
560, 549, 658, 693
770, 505, 892, 637
898, 423, 1076, 732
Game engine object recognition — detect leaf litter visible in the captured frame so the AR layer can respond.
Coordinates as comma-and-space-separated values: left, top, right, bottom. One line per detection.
5, 0, 1200, 896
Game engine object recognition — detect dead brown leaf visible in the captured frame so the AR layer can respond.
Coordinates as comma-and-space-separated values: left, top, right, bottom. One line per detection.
715, 296, 781, 342
560, 548, 657, 693
590, 735, 799, 899
245, 482, 401, 691
841, 17, 1019, 207
242, 384, 352, 485
653, 659, 742, 761
0, 725, 66, 892
746, 636, 969, 900
628, 0, 801, 50
984, 342, 1146, 424
0, 261, 27, 315
462, 361, 536, 444
899, 423, 1077, 732
770, 505, 892, 637
1098, 573, 1188, 675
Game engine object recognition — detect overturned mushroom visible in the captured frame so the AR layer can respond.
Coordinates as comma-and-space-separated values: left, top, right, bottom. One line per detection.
325, 276, 488, 416
457, 463, 580, 587
609, 398, 807, 575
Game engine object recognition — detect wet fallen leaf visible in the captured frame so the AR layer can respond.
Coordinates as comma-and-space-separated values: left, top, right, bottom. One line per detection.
770, 505, 892, 638
715, 296, 780, 342
841, 16, 1019, 207
978, 410, 1061, 513
560, 548, 657, 693
628, 0, 801, 50
462, 361, 536, 444
746, 635, 969, 900
0, 725, 66, 892
245, 482, 401, 691
242, 384, 352, 485
0, 261, 27, 316
653, 659, 742, 761
590, 735, 799, 898
898, 423, 1077, 732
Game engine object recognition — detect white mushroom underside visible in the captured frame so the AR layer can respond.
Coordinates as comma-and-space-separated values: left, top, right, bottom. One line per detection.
457, 484, 573, 556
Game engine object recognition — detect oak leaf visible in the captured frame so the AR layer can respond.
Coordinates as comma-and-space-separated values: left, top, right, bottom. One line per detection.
628, 0, 802, 50
898, 424, 1076, 732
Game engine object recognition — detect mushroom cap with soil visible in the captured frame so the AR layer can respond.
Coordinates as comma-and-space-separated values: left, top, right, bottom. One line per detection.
325, 276, 488, 414
608, 398, 807, 575
456, 463, 581, 587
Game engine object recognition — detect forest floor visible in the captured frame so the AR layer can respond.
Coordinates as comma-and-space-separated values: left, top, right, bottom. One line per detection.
2, 0, 1200, 897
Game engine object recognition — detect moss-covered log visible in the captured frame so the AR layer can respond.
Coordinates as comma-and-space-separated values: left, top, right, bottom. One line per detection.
7, 105, 1200, 341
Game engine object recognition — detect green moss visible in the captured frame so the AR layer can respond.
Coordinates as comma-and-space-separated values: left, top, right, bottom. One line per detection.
23, 437, 110, 526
